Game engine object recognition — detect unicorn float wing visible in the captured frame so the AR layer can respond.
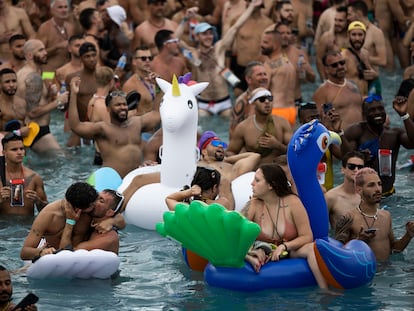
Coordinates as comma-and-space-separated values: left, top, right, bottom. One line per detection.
287, 119, 376, 289
120, 75, 208, 230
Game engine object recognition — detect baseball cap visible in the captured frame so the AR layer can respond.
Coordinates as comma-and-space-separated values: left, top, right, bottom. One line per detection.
194, 22, 214, 35
107, 5, 126, 27
348, 21, 366, 32
198, 131, 228, 150
79, 42, 97, 56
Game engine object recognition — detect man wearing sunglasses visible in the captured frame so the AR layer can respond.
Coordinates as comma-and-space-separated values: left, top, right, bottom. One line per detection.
21, 182, 126, 260
227, 87, 292, 165
198, 130, 261, 210
123, 47, 157, 116
68, 75, 161, 179
325, 151, 365, 229
313, 50, 363, 130
340, 95, 414, 197
59, 189, 124, 254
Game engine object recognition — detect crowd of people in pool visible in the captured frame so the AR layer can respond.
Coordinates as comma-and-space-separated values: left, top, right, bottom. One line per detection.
1, 0, 414, 304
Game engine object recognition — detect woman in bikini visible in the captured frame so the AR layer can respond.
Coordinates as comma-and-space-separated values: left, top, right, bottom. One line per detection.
242, 163, 329, 290
165, 166, 231, 211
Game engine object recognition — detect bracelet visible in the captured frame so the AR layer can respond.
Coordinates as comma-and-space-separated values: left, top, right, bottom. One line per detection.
338, 129, 344, 136
281, 243, 288, 251
401, 113, 410, 121
12, 129, 21, 136
66, 218, 76, 226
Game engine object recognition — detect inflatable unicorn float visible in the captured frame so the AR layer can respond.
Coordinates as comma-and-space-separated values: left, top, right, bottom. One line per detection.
157, 120, 377, 291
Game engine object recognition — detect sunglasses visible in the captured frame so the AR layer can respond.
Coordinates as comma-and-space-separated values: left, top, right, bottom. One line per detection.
256, 95, 273, 103
363, 94, 382, 103
327, 60, 346, 68
164, 38, 179, 45
105, 189, 125, 214
347, 163, 364, 170
109, 91, 126, 98
210, 140, 228, 148
135, 56, 153, 61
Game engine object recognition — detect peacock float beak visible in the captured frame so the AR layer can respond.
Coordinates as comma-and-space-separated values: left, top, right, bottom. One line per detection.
329, 131, 342, 146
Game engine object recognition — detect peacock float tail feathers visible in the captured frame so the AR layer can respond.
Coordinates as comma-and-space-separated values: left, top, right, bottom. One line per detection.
156, 200, 260, 268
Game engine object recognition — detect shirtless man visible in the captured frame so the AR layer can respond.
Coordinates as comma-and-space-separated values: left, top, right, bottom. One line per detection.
0, 34, 27, 73
325, 151, 364, 229
68, 76, 161, 178
312, 50, 363, 130
275, 22, 316, 105
290, 0, 314, 54
313, 0, 347, 47
151, 30, 188, 82
191, 0, 263, 118
341, 95, 414, 196
54, 34, 84, 87
20, 182, 125, 260
0, 0, 35, 63
59, 188, 123, 254
132, 0, 178, 55
0, 69, 26, 131
231, 2, 273, 91
123, 47, 157, 116
227, 87, 292, 164
229, 61, 269, 138
342, 21, 378, 96
347, 1, 386, 95
261, 30, 297, 127
36, 0, 75, 74
316, 6, 348, 81
16, 40, 65, 154
66, 42, 98, 147
0, 133, 47, 216
335, 168, 414, 261
221, 0, 246, 36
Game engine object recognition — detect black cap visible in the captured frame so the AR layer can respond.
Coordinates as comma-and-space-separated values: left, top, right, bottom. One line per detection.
79, 42, 97, 57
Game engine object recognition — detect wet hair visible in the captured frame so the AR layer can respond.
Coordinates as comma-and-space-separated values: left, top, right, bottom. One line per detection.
244, 61, 264, 78
191, 166, 221, 192
154, 29, 174, 50
95, 66, 114, 86
259, 163, 293, 197
0, 68, 16, 78
322, 50, 342, 66
65, 182, 98, 210
102, 189, 124, 214
1, 132, 23, 148
9, 34, 26, 46
354, 167, 378, 187
79, 8, 97, 30
68, 34, 84, 44
341, 151, 365, 168
348, 0, 368, 17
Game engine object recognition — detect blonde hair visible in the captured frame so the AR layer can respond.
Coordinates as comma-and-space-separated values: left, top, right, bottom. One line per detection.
95, 66, 114, 87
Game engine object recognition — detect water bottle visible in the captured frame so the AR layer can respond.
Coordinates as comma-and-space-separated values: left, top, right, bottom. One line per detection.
116, 53, 127, 70
297, 54, 306, 80
57, 81, 66, 110
181, 48, 201, 66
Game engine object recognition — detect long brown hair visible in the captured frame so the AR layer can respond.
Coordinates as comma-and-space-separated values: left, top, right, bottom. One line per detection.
260, 163, 293, 197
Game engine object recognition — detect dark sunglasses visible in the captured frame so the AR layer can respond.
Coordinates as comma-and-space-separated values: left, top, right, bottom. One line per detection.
136, 56, 153, 61
297, 101, 316, 109
327, 60, 346, 68
363, 94, 382, 103
256, 95, 273, 103
347, 163, 364, 170
104, 189, 125, 214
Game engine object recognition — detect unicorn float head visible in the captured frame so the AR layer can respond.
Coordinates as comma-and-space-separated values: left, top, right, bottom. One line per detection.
156, 74, 208, 188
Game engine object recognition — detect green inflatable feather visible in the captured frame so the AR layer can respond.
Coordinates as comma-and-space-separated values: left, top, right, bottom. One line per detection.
156, 200, 260, 268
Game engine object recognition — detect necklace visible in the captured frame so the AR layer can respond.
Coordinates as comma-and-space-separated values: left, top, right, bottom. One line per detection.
148, 18, 166, 29
139, 75, 155, 100
253, 115, 263, 131
264, 198, 283, 242
326, 79, 346, 88
52, 18, 67, 39
357, 204, 378, 228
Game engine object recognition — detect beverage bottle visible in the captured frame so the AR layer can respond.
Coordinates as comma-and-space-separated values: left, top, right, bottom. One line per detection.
297, 54, 306, 80
116, 53, 127, 70
181, 48, 201, 66
57, 81, 66, 110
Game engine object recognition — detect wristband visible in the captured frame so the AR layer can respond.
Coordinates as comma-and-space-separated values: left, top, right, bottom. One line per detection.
401, 113, 410, 121
66, 218, 76, 226
281, 243, 288, 251
13, 129, 21, 136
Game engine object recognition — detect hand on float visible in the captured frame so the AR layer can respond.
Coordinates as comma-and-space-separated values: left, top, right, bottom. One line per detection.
269, 244, 285, 262
40, 246, 56, 256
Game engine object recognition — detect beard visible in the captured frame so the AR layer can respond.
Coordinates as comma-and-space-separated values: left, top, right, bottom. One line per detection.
1, 88, 16, 96
13, 52, 25, 61
0, 290, 12, 305
214, 151, 224, 162
111, 110, 128, 123
34, 54, 47, 65
350, 39, 364, 51
261, 46, 273, 56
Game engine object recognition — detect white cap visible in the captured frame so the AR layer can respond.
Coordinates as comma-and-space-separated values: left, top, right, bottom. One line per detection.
248, 88, 272, 104
107, 5, 126, 27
